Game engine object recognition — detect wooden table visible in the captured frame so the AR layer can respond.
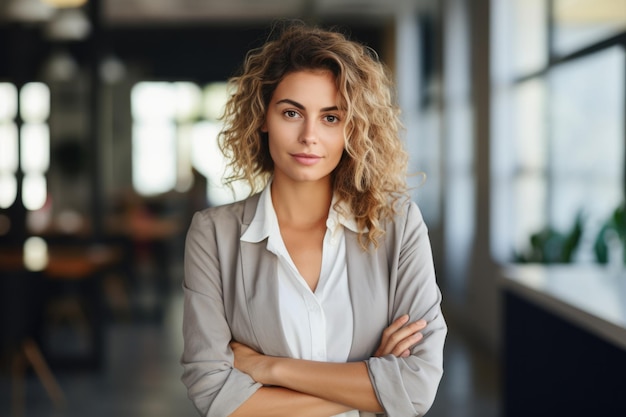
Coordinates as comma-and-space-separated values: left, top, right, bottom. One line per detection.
1, 243, 122, 370
0, 244, 121, 278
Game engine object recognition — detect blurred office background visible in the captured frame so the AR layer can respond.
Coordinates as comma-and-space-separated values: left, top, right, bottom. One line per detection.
0, 0, 625, 416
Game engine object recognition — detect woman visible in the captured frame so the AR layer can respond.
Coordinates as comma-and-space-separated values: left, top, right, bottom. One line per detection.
181, 23, 446, 417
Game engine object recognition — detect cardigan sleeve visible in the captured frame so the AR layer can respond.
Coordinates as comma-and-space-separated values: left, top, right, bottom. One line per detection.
365, 202, 447, 417
181, 211, 262, 417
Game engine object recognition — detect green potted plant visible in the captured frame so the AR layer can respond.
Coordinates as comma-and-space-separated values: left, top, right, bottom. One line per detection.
593, 203, 626, 265
514, 212, 584, 264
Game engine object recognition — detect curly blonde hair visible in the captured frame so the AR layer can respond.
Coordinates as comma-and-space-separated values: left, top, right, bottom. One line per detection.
219, 22, 409, 248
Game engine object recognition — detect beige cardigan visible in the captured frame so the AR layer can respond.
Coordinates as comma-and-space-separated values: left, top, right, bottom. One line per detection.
181, 193, 447, 417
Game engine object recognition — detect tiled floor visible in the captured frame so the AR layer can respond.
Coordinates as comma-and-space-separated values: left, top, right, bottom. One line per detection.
0, 278, 500, 417
428, 321, 501, 417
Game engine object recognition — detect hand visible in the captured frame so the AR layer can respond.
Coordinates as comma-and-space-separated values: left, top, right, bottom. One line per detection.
230, 341, 274, 384
374, 315, 427, 358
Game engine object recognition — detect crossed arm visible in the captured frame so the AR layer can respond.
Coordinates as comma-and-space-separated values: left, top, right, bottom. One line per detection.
228, 315, 427, 417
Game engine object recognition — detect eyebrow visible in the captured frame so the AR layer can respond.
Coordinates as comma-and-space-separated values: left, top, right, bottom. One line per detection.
276, 98, 339, 112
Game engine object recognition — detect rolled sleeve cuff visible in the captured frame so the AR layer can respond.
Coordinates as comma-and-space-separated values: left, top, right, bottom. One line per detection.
366, 356, 427, 417
187, 368, 262, 417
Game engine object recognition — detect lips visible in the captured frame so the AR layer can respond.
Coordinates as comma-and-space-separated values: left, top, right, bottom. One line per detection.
291, 153, 322, 166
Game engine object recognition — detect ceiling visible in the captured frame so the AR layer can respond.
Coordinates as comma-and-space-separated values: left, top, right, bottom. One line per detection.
0, 0, 424, 83
0, 0, 423, 25
103, 0, 418, 24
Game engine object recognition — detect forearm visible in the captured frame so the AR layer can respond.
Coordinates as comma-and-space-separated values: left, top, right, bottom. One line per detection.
230, 315, 428, 414
266, 358, 384, 413
229, 386, 351, 417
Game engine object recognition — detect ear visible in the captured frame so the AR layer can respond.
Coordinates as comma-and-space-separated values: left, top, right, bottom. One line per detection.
260, 121, 268, 133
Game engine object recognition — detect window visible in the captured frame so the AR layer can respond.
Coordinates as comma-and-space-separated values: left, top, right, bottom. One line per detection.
21, 83, 51, 212
553, 0, 626, 56
130, 81, 248, 205
492, 0, 626, 263
0, 83, 18, 209
549, 47, 624, 243
442, 0, 475, 299
0, 82, 50, 212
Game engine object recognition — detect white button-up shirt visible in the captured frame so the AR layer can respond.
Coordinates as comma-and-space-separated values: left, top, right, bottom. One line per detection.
241, 184, 360, 416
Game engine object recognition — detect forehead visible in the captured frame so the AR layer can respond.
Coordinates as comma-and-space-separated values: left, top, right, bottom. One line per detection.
272, 70, 339, 103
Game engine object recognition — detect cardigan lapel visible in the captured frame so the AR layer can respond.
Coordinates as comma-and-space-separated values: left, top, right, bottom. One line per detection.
345, 230, 390, 361
239, 195, 291, 357
238, 195, 390, 361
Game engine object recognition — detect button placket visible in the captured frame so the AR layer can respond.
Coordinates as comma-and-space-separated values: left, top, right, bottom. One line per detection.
305, 293, 326, 361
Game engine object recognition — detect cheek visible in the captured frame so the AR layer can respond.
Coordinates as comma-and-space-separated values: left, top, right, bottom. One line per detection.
267, 135, 278, 159
328, 139, 345, 168
266, 132, 287, 164
331, 136, 346, 157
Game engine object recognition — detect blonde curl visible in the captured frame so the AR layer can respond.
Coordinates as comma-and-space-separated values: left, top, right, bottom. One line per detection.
219, 22, 409, 249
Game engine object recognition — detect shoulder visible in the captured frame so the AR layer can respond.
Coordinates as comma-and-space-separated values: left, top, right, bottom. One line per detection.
379, 199, 428, 252
386, 198, 426, 233
186, 194, 261, 250
191, 193, 261, 229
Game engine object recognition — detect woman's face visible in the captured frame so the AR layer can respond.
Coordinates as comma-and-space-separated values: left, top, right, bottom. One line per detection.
262, 70, 345, 187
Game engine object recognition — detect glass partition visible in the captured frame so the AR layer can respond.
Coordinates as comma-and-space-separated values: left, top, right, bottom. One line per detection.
513, 0, 548, 74
553, 0, 626, 56
549, 46, 625, 243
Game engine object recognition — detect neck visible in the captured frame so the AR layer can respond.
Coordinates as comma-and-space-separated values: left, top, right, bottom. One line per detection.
270, 178, 332, 228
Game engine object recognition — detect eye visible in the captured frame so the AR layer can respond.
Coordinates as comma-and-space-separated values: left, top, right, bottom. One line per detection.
283, 110, 300, 118
324, 115, 340, 124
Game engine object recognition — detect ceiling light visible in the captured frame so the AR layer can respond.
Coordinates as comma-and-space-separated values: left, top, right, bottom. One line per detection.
42, 0, 88, 7
44, 7, 91, 40
100, 55, 126, 84
5, 0, 55, 22
42, 49, 79, 82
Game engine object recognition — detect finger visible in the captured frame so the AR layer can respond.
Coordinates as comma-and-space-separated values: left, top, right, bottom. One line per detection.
388, 318, 427, 337
377, 320, 427, 356
390, 332, 424, 357
381, 315, 410, 340
410, 319, 427, 331
383, 319, 426, 348
376, 317, 427, 356
375, 316, 409, 356
379, 315, 411, 349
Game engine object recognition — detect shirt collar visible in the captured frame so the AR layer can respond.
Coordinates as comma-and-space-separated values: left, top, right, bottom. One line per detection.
240, 181, 361, 244
240, 183, 274, 243
327, 196, 360, 234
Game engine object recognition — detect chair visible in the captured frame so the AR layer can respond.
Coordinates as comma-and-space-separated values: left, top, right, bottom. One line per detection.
0, 267, 66, 416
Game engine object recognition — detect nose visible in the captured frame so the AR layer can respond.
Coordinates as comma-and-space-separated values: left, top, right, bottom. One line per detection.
298, 119, 318, 145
